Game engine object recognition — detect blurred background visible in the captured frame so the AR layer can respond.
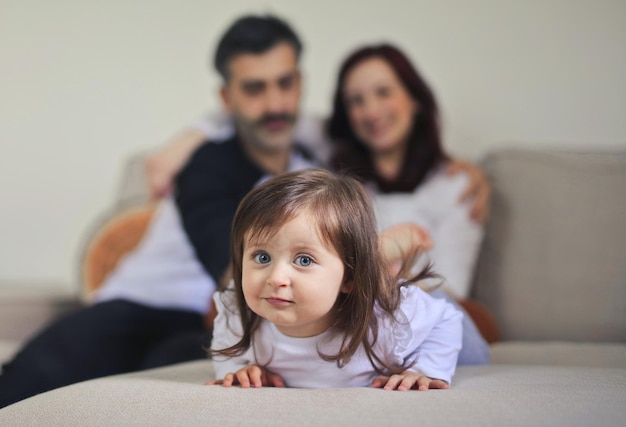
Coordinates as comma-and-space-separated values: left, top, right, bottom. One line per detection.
1, 0, 625, 290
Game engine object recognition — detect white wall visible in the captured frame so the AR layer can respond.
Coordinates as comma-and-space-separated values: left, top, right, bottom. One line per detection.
1, 0, 625, 289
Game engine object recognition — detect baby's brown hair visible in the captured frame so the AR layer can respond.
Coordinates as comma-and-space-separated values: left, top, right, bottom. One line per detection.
214, 169, 433, 373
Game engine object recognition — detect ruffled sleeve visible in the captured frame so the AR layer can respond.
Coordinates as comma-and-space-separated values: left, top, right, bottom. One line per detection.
210, 290, 254, 379
382, 286, 463, 384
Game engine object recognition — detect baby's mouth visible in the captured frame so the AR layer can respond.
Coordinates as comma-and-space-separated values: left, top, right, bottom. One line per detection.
264, 297, 293, 306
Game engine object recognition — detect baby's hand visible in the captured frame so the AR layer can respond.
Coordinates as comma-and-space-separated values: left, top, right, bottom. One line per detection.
206, 365, 285, 388
370, 370, 449, 391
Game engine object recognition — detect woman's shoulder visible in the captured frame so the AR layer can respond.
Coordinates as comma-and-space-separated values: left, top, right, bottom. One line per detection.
415, 162, 472, 208
423, 162, 470, 192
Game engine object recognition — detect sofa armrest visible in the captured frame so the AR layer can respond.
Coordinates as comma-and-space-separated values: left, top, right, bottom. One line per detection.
0, 288, 81, 363
0, 288, 81, 342
458, 298, 500, 344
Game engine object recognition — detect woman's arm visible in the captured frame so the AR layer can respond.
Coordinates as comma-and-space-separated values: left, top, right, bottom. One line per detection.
378, 223, 433, 278
428, 172, 485, 299
446, 159, 491, 223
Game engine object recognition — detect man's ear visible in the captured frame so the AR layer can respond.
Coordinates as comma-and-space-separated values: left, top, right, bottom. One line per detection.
220, 85, 232, 113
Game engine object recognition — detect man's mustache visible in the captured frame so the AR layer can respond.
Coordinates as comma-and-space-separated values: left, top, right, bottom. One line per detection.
255, 113, 296, 127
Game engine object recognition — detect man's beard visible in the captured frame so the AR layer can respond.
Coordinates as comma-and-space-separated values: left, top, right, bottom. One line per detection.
238, 113, 297, 153
254, 112, 296, 130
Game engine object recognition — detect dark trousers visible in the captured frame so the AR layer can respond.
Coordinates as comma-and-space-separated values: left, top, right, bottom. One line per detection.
0, 299, 209, 408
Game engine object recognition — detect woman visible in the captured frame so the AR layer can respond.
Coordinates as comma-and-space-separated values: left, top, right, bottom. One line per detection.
328, 44, 479, 300
325, 44, 489, 365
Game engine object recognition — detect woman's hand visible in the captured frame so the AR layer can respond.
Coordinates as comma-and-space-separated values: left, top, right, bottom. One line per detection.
370, 370, 449, 391
379, 223, 433, 277
145, 128, 206, 199
447, 159, 491, 223
206, 365, 285, 388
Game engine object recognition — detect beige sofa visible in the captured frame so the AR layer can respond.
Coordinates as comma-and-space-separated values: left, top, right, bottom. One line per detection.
1, 148, 625, 426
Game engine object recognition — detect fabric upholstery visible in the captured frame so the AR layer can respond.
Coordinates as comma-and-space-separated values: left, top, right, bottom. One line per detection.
473, 150, 626, 341
80, 206, 155, 301
1, 360, 625, 426
2, 148, 626, 424
490, 341, 626, 367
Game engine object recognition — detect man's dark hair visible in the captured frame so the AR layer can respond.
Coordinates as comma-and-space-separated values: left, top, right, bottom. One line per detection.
213, 14, 303, 81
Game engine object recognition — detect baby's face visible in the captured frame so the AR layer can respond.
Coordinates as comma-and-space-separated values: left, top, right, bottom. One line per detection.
241, 211, 348, 337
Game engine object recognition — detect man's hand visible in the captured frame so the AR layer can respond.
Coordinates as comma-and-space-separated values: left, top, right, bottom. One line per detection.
370, 370, 449, 391
447, 159, 491, 223
145, 128, 206, 199
206, 365, 285, 388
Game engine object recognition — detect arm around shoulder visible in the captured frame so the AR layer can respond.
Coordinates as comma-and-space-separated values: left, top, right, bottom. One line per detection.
145, 128, 207, 199
446, 158, 491, 223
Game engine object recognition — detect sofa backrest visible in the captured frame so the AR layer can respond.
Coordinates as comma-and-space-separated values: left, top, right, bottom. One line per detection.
473, 149, 626, 342
115, 148, 626, 342
115, 151, 152, 209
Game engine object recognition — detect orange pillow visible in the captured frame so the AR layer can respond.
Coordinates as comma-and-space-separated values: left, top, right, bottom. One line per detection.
81, 205, 155, 302
458, 299, 500, 343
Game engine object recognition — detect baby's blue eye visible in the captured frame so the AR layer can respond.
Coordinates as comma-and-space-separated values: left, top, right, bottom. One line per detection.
254, 253, 271, 264
295, 255, 313, 267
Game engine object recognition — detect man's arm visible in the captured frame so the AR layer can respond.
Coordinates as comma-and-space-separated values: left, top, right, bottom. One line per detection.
145, 112, 329, 199
146, 128, 207, 199
146, 111, 234, 199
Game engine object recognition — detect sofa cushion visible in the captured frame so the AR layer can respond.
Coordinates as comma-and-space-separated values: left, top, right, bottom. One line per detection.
491, 341, 626, 368
80, 205, 155, 302
473, 149, 626, 342
1, 361, 625, 426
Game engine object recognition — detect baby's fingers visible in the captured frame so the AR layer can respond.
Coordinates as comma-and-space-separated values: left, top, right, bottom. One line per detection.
247, 365, 265, 388
417, 376, 449, 391
370, 376, 390, 388
382, 374, 405, 390
221, 373, 237, 387
428, 379, 449, 390
397, 376, 420, 391
235, 369, 253, 388
265, 371, 286, 388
